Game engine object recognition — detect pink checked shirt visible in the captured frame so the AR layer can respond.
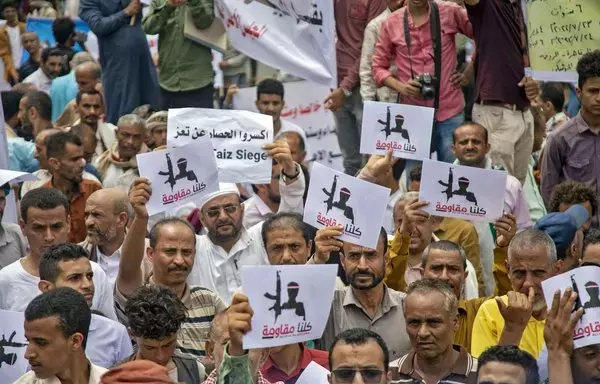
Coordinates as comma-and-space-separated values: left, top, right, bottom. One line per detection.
372, 1, 473, 122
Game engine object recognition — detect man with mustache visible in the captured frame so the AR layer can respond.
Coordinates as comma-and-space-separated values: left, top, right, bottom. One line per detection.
471, 228, 563, 359
312, 225, 412, 361
13, 288, 107, 384
116, 188, 226, 359
81, 188, 131, 286
0, 182, 27, 269
0, 188, 117, 320
38, 243, 133, 368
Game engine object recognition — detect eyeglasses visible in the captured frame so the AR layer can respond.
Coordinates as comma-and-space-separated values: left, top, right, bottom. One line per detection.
205, 204, 240, 218
332, 368, 385, 384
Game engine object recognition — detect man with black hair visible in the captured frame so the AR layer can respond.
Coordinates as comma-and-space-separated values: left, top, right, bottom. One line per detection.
1, 90, 23, 136
583, 228, 600, 266
0, 0, 25, 84
549, 181, 597, 232
24, 47, 64, 94
543, 50, 600, 229
43, 131, 102, 242
51, 17, 77, 76
0, 182, 27, 269
477, 345, 539, 384
539, 82, 569, 134
37, 243, 131, 368
124, 285, 205, 383
13, 287, 108, 383
18, 90, 53, 138
0, 188, 116, 319
73, 88, 117, 158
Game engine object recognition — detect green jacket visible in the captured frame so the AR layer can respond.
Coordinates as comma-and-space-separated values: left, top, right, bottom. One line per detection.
217, 345, 255, 384
142, 0, 215, 92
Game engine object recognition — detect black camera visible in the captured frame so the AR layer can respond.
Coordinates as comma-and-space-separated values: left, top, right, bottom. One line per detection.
414, 73, 437, 100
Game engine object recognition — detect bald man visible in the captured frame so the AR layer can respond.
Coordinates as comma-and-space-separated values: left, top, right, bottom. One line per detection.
51, 52, 96, 122
80, 188, 132, 285
20, 129, 102, 198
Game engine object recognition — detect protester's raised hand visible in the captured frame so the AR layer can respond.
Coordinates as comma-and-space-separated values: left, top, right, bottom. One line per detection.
129, 177, 152, 219
494, 213, 517, 247
313, 225, 344, 264
400, 200, 430, 236
497, 288, 534, 330
544, 287, 583, 357
227, 293, 254, 356
360, 150, 399, 184
264, 140, 296, 176
224, 84, 239, 105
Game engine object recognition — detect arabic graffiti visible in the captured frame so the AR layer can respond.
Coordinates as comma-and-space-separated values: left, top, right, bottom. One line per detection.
308, 150, 342, 165
217, 3, 268, 40
322, 175, 355, 224
264, 271, 306, 323
281, 102, 323, 119
438, 168, 478, 206
173, 126, 269, 142
305, 126, 336, 140
0, 331, 27, 368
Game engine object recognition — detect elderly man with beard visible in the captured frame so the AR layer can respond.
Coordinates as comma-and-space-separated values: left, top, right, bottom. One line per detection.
81, 188, 131, 285
312, 225, 411, 361
0, 182, 27, 269
116, 187, 226, 359
124, 140, 305, 303
471, 228, 563, 359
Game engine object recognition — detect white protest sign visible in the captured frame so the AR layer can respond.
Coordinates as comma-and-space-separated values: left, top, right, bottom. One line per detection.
136, 142, 219, 216
0, 310, 29, 382
360, 101, 434, 161
233, 80, 343, 171
304, 163, 390, 249
167, 108, 274, 184
418, 160, 507, 222
0, 169, 38, 186
542, 266, 600, 349
296, 361, 330, 384
215, 0, 336, 88
241, 264, 337, 349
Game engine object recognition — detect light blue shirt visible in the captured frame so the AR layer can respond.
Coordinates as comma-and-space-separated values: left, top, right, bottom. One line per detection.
50, 71, 78, 122
87, 313, 133, 368
7, 138, 38, 173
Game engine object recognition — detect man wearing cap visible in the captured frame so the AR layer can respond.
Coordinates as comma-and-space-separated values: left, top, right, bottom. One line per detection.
125, 140, 305, 303
145, 111, 167, 150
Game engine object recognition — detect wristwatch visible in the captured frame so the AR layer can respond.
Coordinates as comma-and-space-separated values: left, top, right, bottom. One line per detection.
282, 164, 301, 181
342, 88, 352, 98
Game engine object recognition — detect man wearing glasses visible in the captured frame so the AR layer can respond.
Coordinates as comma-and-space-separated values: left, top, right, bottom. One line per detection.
391, 278, 477, 383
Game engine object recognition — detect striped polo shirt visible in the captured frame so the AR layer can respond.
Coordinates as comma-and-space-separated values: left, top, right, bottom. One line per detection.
391, 345, 478, 384
115, 278, 227, 358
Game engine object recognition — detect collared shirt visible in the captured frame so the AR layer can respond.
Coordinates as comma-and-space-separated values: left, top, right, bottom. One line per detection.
96, 246, 121, 288
372, 1, 473, 122
142, 0, 214, 92
8, 137, 38, 173
211, 347, 284, 384
0, 258, 118, 321
466, 0, 529, 108
542, 113, 600, 228
471, 295, 545, 358
0, 223, 27, 269
187, 168, 305, 303
115, 280, 226, 358
243, 194, 273, 229
390, 345, 478, 383
261, 344, 329, 384
545, 111, 569, 134
21, 169, 101, 199
524, 156, 547, 225
87, 313, 133, 368
359, 8, 398, 103
13, 361, 107, 384
43, 178, 102, 243
23, 67, 52, 94
318, 284, 410, 360
334, 0, 387, 91
456, 298, 488, 353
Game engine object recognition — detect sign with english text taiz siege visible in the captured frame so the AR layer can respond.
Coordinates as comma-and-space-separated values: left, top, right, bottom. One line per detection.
136, 141, 219, 216
360, 101, 434, 161
241, 264, 337, 349
542, 266, 600, 349
303, 163, 390, 249
167, 108, 274, 184
418, 160, 507, 222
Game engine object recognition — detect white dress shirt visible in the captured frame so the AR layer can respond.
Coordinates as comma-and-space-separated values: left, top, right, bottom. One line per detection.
0, 259, 118, 321
13, 361, 107, 384
23, 68, 52, 94
242, 194, 273, 229
87, 314, 133, 368
188, 167, 305, 303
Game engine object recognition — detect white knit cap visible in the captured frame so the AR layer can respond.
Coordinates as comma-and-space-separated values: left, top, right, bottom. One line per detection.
197, 183, 240, 210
